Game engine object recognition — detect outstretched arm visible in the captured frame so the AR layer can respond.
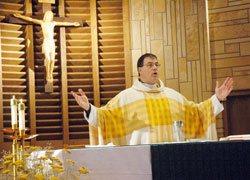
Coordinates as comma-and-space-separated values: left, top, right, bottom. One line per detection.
13, 13, 42, 24
215, 77, 233, 101
55, 21, 80, 26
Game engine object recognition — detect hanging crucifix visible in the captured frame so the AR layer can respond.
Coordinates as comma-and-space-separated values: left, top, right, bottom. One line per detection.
9, 8, 83, 92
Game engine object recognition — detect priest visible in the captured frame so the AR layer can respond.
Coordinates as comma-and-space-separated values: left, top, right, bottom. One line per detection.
71, 53, 233, 145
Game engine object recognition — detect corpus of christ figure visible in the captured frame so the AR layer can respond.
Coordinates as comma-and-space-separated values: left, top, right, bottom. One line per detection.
14, 11, 80, 83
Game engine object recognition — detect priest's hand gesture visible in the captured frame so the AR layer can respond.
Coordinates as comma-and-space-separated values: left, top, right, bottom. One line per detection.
71, 89, 90, 111
215, 77, 233, 101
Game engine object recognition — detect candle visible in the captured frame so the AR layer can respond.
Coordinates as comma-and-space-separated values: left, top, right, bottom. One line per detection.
18, 99, 25, 130
11, 96, 18, 128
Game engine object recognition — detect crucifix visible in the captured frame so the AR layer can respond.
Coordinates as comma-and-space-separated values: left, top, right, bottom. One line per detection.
8, 1, 84, 93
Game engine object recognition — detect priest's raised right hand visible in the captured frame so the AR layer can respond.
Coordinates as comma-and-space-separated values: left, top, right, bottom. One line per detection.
71, 89, 90, 111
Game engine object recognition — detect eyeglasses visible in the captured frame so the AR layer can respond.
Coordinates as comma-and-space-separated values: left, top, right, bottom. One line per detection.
144, 62, 161, 68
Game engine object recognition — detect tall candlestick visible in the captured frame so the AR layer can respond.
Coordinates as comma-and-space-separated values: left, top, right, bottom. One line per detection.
11, 96, 18, 129
18, 99, 25, 131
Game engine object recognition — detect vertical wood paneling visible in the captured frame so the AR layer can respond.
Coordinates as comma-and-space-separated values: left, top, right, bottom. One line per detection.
179, 57, 187, 82
199, 23, 206, 92
192, 61, 198, 102
176, 0, 182, 58
154, 13, 163, 40
154, 0, 165, 13
180, 0, 186, 57
90, 0, 100, 107
171, 0, 178, 79
59, 0, 69, 146
165, 46, 174, 79
196, 61, 202, 102
151, 40, 165, 83
0, 24, 3, 147
123, 0, 132, 88
186, 15, 199, 61
141, 21, 146, 54
26, 25, 37, 145
25, 0, 36, 146
149, 0, 154, 40
131, 21, 141, 49
131, 0, 144, 20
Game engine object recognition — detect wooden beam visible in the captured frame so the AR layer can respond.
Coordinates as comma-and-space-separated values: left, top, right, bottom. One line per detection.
42, 2, 51, 13
59, 0, 69, 146
25, 0, 37, 146
0, 24, 4, 149
123, 0, 132, 88
90, 0, 100, 107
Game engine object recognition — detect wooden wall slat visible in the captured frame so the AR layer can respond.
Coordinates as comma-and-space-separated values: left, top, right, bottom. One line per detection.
90, 0, 100, 107
0, 23, 4, 147
59, 0, 70, 146
24, 0, 36, 145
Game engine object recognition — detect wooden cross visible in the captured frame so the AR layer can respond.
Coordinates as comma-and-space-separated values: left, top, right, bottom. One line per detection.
7, 2, 84, 93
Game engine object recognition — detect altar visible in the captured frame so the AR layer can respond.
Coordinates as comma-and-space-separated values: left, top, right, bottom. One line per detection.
41, 141, 250, 180
44, 145, 152, 180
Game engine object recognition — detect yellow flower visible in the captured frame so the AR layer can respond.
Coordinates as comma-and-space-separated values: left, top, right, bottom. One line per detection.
38, 166, 43, 169
51, 157, 61, 162
46, 150, 53, 154
2, 169, 11, 174
13, 160, 24, 166
73, 174, 79, 179
31, 146, 40, 150
0, 166, 3, 170
19, 174, 29, 179
56, 168, 64, 172
4, 155, 13, 160
3, 160, 12, 165
63, 148, 71, 154
50, 164, 62, 169
50, 177, 60, 180
78, 167, 89, 174
23, 154, 31, 157
40, 157, 48, 160
66, 159, 75, 165
34, 174, 44, 180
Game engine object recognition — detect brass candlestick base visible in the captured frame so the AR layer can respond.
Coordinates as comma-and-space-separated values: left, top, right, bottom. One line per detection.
1, 128, 39, 180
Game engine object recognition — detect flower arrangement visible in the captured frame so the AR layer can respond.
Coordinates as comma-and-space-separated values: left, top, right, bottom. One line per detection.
0, 146, 89, 180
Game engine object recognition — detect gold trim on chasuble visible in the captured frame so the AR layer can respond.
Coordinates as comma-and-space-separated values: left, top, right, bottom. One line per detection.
96, 90, 216, 145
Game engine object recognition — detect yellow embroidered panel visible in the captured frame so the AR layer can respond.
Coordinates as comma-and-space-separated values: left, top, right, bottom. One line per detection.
95, 91, 216, 144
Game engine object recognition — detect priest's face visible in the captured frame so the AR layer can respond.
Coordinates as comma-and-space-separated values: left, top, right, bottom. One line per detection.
138, 57, 160, 85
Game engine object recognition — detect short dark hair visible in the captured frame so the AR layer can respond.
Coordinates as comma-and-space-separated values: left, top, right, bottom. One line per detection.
137, 53, 157, 76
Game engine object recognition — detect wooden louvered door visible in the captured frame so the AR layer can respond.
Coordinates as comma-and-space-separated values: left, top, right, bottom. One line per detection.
97, 0, 127, 106
65, 0, 92, 146
0, 0, 131, 151
0, 0, 26, 150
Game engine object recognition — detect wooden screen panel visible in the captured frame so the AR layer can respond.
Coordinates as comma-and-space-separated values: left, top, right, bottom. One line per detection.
32, 2, 63, 141
97, 0, 126, 105
1, 22, 27, 142
0, 0, 24, 21
0, 0, 26, 148
65, 0, 91, 143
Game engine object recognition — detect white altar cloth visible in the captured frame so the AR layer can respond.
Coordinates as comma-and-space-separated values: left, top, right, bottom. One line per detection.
36, 145, 152, 180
